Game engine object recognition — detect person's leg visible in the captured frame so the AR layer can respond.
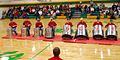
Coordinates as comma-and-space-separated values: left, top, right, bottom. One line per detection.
92, 30, 94, 37
26, 27, 30, 36
71, 29, 72, 35
85, 29, 88, 37
12, 27, 17, 35
39, 27, 43, 36
116, 31, 117, 35
52, 28, 55, 37
105, 30, 107, 37
102, 30, 104, 36
26, 27, 28, 36
75, 29, 78, 38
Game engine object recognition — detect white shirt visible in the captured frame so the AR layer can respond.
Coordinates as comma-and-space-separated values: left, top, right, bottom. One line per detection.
39, 10, 42, 15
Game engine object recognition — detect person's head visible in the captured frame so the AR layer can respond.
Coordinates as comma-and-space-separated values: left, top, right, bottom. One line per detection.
113, 3, 115, 5
25, 18, 29, 21
50, 18, 53, 21
110, 19, 113, 23
10, 18, 13, 21
53, 47, 60, 57
80, 18, 83, 22
36, 18, 40, 22
67, 18, 70, 22
96, 17, 100, 22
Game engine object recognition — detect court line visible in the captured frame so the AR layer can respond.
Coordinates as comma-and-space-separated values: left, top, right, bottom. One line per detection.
30, 42, 53, 60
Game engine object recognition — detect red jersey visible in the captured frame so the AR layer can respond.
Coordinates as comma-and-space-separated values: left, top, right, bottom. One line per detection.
65, 22, 73, 27
48, 56, 62, 60
48, 21, 57, 28
9, 21, 17, 28
93, 21, 103, 27
23, 20, 32, 27
35, 21, 43, 28
77, 21, 87, 28
105, 23, 116, 28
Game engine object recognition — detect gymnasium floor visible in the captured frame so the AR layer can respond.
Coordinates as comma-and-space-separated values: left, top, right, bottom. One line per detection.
0, 18, 120, 60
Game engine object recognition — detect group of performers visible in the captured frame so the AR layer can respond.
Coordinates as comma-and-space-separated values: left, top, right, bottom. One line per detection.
8, 17, 117, 40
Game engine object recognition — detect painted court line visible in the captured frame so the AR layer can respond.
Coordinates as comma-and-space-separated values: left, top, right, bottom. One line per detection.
30, 42, 53, 60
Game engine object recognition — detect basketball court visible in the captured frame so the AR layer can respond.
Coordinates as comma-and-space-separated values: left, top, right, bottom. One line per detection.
0, 18, 120, 60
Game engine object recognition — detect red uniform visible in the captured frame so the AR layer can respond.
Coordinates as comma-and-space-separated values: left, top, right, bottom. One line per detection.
77, 21, 87, 28
23, 20, 32, 27
65, 22, 73, 27
105, 23, 116, 28
48, 21, 57, 28
35, 21, 43, 28
93, 21, 103, 27
48, 56, 62, 60
9, 21, 17, 28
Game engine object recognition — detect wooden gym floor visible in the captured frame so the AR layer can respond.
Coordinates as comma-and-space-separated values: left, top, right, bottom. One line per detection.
0, 18, 120, 60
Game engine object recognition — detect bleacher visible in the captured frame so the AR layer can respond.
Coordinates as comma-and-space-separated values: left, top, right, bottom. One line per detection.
1, 0, 120, 19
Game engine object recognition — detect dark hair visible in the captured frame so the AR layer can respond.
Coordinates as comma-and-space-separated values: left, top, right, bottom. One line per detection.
53, 47, 60, 57
10, 18, 13, 21
96, 16, 100, 20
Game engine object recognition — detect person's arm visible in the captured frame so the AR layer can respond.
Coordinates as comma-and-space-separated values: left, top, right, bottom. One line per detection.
23, 21, 25, 25
54, 22, 57, 26
70, 22, 73, 27
9, 22, 11, 27
28, 21, 32, 27
38, 22, 43, 27
53, 22, 57, 28
114, 24, 117, 28
14, 22, 17, 27
77, 23, 79, 28
41, 22, 43, 27
100, 22, 103, 27
84, 22, 87, 28
48, 22, 51, 27
105, 23, 109, 28
93, 22, 96, 27
35, 22, 38, 28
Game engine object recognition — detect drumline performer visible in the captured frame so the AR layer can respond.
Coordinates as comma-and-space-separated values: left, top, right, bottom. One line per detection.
75, 18, 88, 40
105, 19, 117, 40
23, 19, 32, 36
35, 18, 43, 36
62, 18, 73, 39
93, 17, 104, 40
9, 18, 18, 35
48, 18, 57, 37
